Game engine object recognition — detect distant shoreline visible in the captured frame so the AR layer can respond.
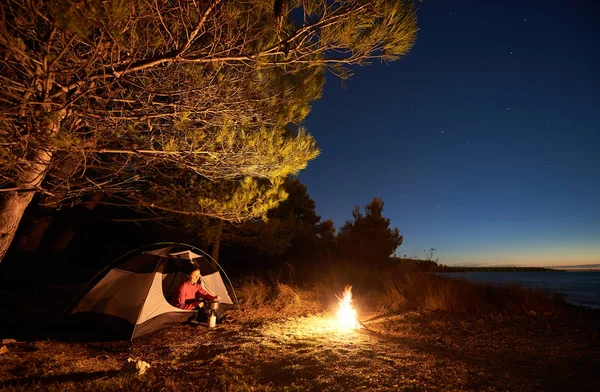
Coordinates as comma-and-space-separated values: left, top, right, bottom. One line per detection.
548, 264, 600, 272
444, 267, 600, 272
437, 266, 560, 272
436, 269, 600, 310
552, 268, 600, 272
441, 266, 600, 273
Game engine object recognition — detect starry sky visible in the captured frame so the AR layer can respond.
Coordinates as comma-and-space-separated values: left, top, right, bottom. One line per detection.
299, 0, 600, 267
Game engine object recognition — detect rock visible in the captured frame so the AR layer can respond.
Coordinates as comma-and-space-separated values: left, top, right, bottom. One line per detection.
2, 339, 17, 344
0, 345, 8, 355
122, 357, 151, 376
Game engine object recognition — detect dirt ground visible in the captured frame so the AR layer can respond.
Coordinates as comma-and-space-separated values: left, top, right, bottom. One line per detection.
1, 306, 599, 391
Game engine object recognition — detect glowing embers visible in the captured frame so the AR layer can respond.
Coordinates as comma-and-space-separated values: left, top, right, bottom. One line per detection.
336, 286, 361, 330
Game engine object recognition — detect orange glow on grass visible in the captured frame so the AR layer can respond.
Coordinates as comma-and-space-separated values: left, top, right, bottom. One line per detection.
336, 286, 361, 330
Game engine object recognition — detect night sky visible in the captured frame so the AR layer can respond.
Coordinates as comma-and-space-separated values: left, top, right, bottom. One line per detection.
299, 0, 600, 267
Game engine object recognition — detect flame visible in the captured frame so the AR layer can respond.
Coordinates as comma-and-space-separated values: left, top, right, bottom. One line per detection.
336, 286, 361, 329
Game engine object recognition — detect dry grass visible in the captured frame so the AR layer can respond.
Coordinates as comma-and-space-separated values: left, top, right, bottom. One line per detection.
379, 277, 409, 312
0, 341, 174, 392
238, 267, 571, 318
1, 267, 596, 391
391, 272, 567, 316
271, 282, 304, 311
235, 278, 324, 322
1, 376, 175, 392
235, 277, 270, 307
1, 307, 598, 391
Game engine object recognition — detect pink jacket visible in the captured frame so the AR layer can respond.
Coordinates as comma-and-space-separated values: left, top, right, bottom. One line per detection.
172, 281, 217, 310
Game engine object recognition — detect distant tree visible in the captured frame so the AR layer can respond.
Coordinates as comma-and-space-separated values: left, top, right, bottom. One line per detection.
315, 219, 336, 249
389, 256, 440, 272
337, 197, 402, 266
424, 247, 438, 262
191, 178, 325, 263
0, 0, 418, 261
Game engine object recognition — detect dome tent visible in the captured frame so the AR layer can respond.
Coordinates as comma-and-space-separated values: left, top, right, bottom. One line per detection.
64, 243, 238, 340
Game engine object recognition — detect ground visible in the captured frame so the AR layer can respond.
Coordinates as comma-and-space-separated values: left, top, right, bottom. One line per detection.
1, 306, 598, 391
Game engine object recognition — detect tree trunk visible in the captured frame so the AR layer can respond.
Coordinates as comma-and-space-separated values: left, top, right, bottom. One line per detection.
0, 109, 65, 262
211, 220, 225, 263
0, 192, 40, 261
16, 213, 55, 253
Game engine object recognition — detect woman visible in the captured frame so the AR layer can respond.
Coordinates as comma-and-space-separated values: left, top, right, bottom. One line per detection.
171, 268, 219, 310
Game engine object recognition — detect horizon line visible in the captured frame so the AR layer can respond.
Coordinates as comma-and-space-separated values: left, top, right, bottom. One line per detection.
444, 263, 600, 269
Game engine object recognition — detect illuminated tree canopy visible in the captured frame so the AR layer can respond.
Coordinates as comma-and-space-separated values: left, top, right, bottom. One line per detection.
0, 0, 417, 260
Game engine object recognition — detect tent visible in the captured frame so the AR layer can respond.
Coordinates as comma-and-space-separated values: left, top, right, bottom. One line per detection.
64, 243, 238, 340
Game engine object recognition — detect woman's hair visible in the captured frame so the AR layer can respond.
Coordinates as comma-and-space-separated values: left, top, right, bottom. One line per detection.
187, 268, 201, 277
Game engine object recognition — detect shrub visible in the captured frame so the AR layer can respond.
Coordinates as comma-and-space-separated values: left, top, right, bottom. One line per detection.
271, 282, 302, 310
234, 265, 569, 318
397, 272, 565, 315
379, 276, 409, 312
236, 277, 270, 307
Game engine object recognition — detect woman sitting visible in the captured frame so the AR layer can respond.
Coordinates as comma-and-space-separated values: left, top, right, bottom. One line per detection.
171, 268, 219, 310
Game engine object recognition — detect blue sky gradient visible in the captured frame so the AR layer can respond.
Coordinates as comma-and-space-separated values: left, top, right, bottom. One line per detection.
299, 0, 600, 266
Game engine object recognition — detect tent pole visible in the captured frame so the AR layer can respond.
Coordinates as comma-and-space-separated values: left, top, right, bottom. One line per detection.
57, 244, 150, 323
168, 242, 241, 311
130, 245, 175, 340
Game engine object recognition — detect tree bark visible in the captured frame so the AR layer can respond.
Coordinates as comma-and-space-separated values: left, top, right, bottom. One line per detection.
211, 220, 224, 263
0, 192, 40, 261
15, 213, 55, 253
0, 109, 65, 262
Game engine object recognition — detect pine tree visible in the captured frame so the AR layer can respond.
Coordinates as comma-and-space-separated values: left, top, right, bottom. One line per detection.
337, 197, 403, 266
0, 0, 417, 261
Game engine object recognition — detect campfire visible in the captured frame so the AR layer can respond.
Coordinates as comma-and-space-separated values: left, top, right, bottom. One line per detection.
336, 286, 361, 330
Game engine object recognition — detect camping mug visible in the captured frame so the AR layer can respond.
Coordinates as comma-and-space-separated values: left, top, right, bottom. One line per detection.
208, 301, 219, 311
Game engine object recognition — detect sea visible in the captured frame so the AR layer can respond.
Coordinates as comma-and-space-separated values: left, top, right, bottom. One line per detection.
437, 271, 600, 309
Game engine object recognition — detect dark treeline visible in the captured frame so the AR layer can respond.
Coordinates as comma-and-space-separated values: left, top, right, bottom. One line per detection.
391, 258, 556, 272
436, 265, 557, 272
0, 178, 404, 284
0, 176, 555, 286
